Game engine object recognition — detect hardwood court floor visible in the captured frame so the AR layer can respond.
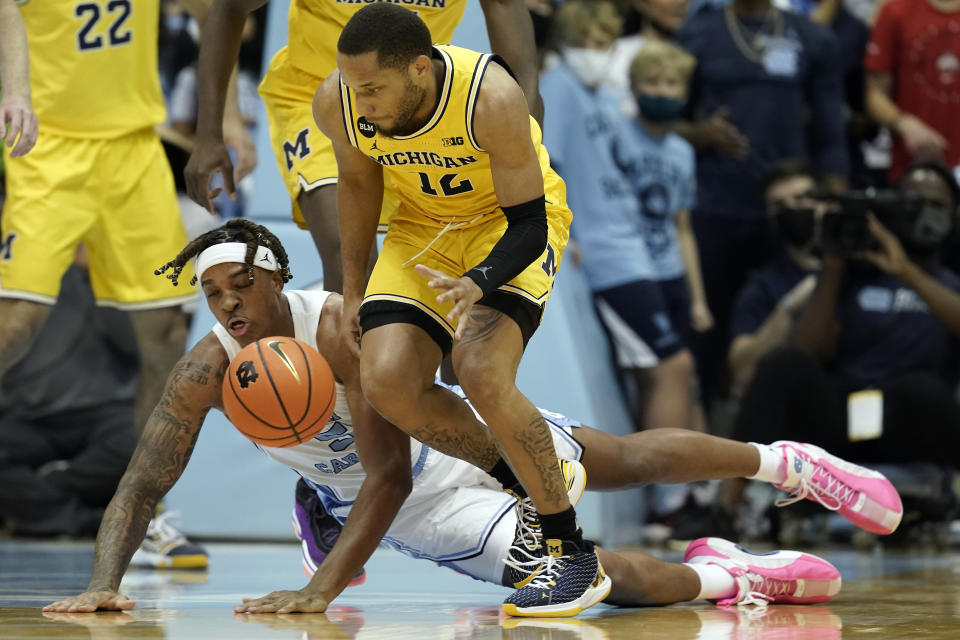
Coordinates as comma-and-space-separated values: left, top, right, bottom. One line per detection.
1, 540, 959, 638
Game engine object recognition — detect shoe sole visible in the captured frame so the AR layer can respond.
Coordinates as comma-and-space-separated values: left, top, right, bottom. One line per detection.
129, 550, 208, 570
501, 574, 612, 618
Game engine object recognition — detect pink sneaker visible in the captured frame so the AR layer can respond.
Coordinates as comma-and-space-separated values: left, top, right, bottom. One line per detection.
771, 441, 903, 535
684, 537, 841, 607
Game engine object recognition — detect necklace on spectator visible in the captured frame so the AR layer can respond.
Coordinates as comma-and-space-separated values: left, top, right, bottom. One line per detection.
724, 4, 784, 64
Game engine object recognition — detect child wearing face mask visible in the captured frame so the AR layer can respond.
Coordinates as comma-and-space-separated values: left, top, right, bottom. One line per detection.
543, 12, 708, 519
615, 40, 712, 352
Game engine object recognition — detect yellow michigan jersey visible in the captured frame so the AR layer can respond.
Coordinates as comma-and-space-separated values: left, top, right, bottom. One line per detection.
287, 0, 467, 79
17, 0, 165, 138
339, 45, 569, 230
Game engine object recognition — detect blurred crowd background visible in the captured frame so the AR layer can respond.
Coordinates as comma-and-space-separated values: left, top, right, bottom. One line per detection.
2, 0, 959, 551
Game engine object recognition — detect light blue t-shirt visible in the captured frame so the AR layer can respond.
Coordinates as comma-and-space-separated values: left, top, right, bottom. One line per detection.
541, 63, 655, 291
614, 120, 696, 281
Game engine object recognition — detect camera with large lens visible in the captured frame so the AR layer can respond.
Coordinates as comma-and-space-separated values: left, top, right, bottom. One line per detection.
817, 188, 925, 257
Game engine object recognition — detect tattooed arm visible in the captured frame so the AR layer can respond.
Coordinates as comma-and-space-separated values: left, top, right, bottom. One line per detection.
44, 334, 228, 612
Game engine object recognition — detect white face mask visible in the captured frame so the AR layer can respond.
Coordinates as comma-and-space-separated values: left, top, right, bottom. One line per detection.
563, 47, 610, 88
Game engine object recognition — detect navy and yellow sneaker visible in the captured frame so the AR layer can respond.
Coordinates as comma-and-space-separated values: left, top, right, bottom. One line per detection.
503, 459, 588, 589
129, 510, 208, 570
502, 538, 612, 618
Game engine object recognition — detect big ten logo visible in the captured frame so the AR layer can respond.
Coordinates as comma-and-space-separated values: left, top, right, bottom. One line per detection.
0, 232, 16, 261
442, 136, 464, 147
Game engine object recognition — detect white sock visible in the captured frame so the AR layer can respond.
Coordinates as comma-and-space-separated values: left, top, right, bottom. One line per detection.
747, 442, 786, 484
687, 562, 738, 601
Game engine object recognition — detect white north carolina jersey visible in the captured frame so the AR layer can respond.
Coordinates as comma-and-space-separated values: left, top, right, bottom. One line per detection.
211, 289, 584, 575
212, 289, 428, 506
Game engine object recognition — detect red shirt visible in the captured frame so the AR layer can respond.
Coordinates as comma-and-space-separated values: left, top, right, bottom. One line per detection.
865, 0, 960, 179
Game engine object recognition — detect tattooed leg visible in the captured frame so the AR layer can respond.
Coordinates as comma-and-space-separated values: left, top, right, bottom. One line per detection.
359, 322, 501, 471
452, 307, 571, 514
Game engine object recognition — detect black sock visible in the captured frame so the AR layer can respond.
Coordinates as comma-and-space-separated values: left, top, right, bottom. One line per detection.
539, 507, 583, 547
487, 458, 528, 498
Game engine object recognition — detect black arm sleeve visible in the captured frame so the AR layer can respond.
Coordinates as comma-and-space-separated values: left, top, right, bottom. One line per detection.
462, 195, 548, 297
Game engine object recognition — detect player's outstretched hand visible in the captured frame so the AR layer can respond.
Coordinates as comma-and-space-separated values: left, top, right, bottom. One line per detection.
185, 138, 237, 214
235, 589, 330, 614
415, 264, 483, 340
0, 95, 38, 157
43, 590, 135, 612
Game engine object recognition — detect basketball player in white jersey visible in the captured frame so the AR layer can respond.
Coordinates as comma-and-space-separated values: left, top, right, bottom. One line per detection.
44, 220, 902, 615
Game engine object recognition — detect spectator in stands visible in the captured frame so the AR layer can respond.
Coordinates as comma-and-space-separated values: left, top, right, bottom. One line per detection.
735, 161, 960, 482
727, 159, 822, 395
542, 2, 696, 434
606, 0, 690, 116
0, 259, 138, 537
675, 0, 848, 412
864, 0, 960, 182
612, 39, 710, 433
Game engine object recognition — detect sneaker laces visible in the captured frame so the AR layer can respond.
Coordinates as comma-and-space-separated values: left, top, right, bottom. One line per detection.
775, 461, 858, 512
527, 552, 571, 590
513, 497, 542, 551
502, 543, 544, 576
732, 570, 795, 608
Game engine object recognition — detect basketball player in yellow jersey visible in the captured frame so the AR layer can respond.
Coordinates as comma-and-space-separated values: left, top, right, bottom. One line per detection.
0, 0, 247, 569
185, 0, 541, 293
313, 5, 607, 618
0, 0, 37, 157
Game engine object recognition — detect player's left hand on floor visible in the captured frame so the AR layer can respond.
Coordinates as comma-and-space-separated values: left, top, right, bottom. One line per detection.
235, 589, 330, 614
414, 264, 483, 340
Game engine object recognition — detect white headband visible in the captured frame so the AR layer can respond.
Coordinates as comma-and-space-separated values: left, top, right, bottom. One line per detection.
195, 242, 278, 279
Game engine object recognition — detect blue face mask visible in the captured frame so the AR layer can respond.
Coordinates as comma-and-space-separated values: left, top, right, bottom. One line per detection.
636, 94, 685, 123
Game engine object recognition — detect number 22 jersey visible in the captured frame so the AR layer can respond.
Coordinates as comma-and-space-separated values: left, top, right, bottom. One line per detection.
16, 0, 165, 138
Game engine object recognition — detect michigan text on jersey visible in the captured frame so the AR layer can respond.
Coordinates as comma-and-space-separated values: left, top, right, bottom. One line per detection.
367, 151, 478, 169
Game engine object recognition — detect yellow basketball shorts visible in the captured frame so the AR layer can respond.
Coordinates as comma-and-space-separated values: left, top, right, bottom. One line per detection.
0, 127, 195, 308
260, 47, 398, 231
360, 205, 571, 354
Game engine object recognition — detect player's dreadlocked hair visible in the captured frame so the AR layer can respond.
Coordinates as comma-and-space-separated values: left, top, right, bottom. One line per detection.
155, 218, 294, 287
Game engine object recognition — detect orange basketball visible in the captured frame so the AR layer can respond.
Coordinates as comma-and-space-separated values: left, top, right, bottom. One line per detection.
222, 336, 337, 447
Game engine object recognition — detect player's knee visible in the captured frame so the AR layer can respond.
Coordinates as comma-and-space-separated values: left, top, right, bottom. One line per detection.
0, 299, 50, 370
131, 307, 187, 363
454, 357, 510, 410
359, 352, 421, 419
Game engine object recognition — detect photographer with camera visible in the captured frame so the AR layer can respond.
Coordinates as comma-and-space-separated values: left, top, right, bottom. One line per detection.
728, 162, 960, 541
728, 160, 824, 396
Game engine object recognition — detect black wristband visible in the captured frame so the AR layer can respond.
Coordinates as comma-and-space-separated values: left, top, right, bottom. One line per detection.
463, 195, 548, 297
